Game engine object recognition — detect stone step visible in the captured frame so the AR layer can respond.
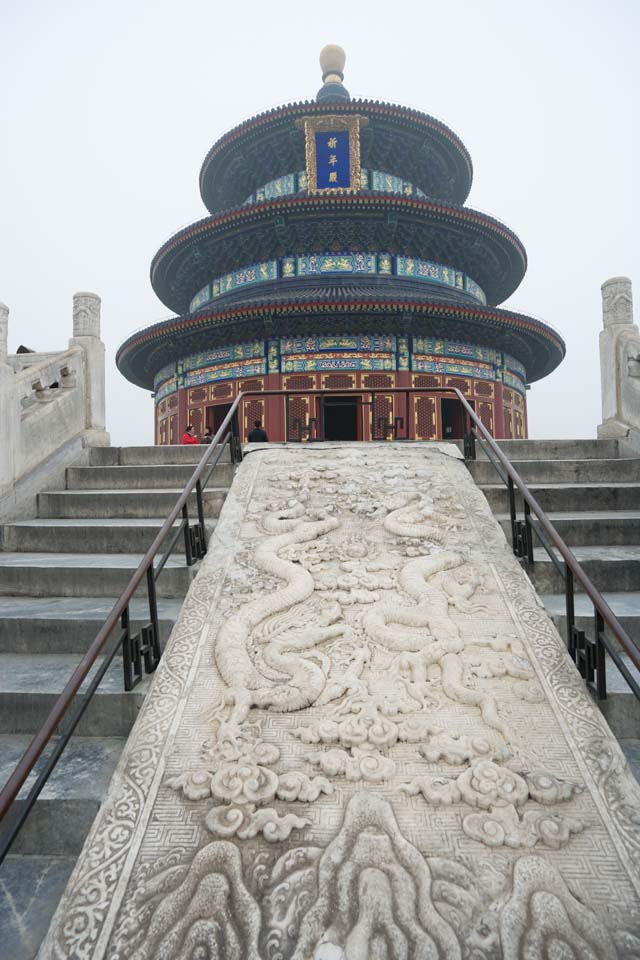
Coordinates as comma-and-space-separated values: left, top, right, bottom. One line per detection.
496, 511, 640, 546
480, 482, 640, 514
37, 487, 227, 519
468, 457, 640, 485
0, 518, 217, 554
0, 735, 124, 856
0, 653, 149, 736
66, 462, 235, 490
89, 444, 232, 466
0, 855, 76, 960
0, 596, 181, 654
599, 653, 640, 740
526, 546, 640, 594
470, 438, 623, 461
0, 552, 196, 598
541, 592, 640, 651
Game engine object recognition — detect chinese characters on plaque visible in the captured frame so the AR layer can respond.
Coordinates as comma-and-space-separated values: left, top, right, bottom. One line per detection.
298, 115, 366, 193
315, 131, 350, 188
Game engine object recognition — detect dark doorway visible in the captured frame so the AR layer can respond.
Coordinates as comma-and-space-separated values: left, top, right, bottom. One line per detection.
323, 396, 359, 440
210, 403, 231, 434
441, 397, 465, 440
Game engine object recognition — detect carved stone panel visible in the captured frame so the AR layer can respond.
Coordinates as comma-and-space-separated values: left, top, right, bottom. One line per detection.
40, 444, 640, 959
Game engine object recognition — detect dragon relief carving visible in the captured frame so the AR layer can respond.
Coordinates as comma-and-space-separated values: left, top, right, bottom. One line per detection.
38, 450, 640, 960
168, 457, 592, 847
138, 450, 640, 957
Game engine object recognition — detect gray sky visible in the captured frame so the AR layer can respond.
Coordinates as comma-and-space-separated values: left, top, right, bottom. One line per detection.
1, 0, 638, 445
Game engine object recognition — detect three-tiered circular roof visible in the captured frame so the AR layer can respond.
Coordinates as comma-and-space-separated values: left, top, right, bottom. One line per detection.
117, 48, 564, 392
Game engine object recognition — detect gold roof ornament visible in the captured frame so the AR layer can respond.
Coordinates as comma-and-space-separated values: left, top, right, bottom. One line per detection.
319, 44, 346, 85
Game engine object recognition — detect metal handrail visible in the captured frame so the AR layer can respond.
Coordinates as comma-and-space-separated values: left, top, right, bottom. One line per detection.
453, 387, 640, 700
0, 397, 244, 861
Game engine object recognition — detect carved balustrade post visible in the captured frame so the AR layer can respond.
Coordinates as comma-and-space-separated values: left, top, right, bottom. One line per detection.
69, 292, 110, 446
597, 276, 640, 443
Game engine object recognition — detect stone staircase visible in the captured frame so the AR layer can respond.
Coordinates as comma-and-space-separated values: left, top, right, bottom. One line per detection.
0, 444, 233, 959
466, 438, 640, 779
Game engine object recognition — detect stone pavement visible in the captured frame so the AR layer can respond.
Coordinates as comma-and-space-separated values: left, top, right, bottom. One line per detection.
40, 443, 640, 959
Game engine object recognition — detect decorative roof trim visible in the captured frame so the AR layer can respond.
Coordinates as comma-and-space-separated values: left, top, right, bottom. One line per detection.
199, 98, 473, 197
117, 298, 564, 369
151, 194, 527, 286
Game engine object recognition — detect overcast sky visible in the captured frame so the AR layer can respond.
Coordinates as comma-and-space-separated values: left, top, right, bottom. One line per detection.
1, 0, 638, 445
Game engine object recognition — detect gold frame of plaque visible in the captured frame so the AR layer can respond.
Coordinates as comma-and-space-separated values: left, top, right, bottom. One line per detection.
298, 115, 367, 195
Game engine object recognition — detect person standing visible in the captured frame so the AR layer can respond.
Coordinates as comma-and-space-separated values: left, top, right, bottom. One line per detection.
247, 419, 268, 442
201, 427, 214, 444
181, 424, 199, 444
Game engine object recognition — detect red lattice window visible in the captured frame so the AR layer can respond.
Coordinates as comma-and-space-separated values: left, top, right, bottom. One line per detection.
323, 374, 354, 390
190, 408, 204, 437
243, 399, 264, 438
502, 388, 513, 406
168, 415, 178, 444
363, 374, 393, 389
413, 374, 442, 389
287, 397, 309, 441
513, 391, 523, 409
414, 396, 437, 440
241, 379, 264, 392
445, 376, 471, 395
371, 395, 393, 439
168, 395, 178, 409
474, 380, 493, 397
285, 375, 315, 391
213, 383, 233, 399
504, 407, 513, 439
477, 401, 494, 435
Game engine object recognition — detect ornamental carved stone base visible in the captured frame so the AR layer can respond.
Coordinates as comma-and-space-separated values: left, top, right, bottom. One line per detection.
40, 444, 640, 959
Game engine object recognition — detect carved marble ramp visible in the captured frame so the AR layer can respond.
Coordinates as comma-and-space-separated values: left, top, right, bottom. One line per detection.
40, 443, 640, 960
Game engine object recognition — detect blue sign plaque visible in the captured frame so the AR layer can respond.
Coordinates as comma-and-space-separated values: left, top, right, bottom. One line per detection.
314, 130, 350, 189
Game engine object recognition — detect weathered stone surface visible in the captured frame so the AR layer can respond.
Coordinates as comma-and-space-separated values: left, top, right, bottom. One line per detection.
40, 444, 640, 959
0, 293, 110, 520
599, 276, 640, 450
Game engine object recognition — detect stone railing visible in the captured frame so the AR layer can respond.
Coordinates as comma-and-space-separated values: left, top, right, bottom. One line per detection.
0, 293, 110, 520
597, 277, 640, 450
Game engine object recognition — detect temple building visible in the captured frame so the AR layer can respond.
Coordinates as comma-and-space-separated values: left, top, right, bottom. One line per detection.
116, 46, 565, 443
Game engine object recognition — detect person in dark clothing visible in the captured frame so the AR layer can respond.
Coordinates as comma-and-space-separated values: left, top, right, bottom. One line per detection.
201, 427, 214, 444
247, 419, 268, 442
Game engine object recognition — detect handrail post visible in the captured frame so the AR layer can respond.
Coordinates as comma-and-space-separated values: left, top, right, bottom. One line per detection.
182, 503, 193, 566
195, 478, 206, 553
594, 608, 607, 701
508, 476, 518, 554
146, 567, 161, 672
566, 565, 576, 657
463, 405, 475, 459
230, 406, 242, 462
523, 499, 534, 564
121, 604, 134, 691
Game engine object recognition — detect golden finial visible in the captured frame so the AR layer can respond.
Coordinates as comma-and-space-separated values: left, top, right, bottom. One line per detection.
319, 44, 346, 85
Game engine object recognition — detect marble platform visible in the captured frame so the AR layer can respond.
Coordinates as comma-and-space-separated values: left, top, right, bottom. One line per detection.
40, 444, 640, 958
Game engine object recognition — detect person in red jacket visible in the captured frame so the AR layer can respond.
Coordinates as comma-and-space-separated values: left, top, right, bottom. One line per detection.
181, 424, 199, 445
